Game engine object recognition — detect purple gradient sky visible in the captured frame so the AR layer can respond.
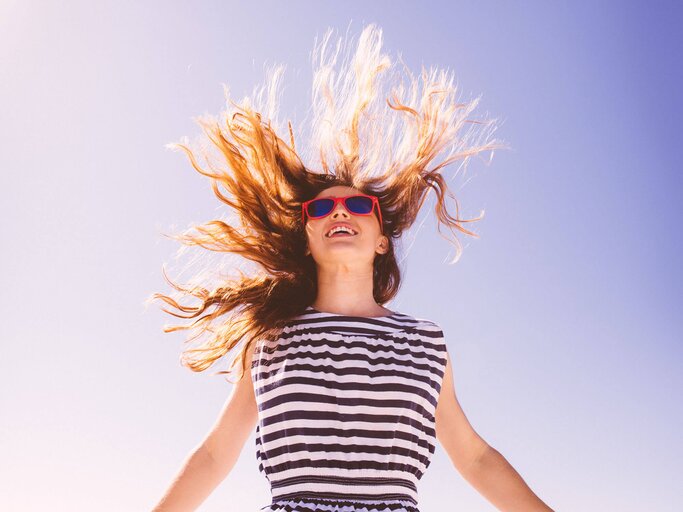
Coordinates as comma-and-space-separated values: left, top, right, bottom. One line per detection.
1, 1, 681, 511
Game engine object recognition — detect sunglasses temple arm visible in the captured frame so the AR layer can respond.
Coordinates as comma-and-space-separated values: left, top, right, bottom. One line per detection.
375, 200, 383, 233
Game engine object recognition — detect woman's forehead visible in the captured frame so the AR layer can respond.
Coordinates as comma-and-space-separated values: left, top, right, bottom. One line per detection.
315, 185, 361, 198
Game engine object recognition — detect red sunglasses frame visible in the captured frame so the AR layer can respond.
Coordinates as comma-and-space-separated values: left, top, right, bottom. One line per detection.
301, 194, 383, 232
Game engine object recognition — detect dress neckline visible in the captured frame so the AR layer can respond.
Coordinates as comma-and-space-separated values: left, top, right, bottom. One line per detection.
305, 305, 399, 319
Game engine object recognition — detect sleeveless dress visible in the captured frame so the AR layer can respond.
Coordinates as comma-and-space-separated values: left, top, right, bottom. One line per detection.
250, 305, 449, 512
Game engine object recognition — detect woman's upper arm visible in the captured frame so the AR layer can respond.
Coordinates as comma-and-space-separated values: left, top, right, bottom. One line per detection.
435, 351, 489, 473
201, 342, 259, 469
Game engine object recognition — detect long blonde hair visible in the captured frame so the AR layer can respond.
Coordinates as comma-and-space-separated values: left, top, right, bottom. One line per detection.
148, 24, 506, 382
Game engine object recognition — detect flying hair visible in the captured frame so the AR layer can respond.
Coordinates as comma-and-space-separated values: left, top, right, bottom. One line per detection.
147, 23, 507, 382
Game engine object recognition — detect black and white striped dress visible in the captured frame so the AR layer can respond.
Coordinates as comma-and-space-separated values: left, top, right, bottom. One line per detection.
251, 305, 449, 512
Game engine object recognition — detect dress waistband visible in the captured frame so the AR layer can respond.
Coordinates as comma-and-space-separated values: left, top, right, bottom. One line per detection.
261, 496, 420, 512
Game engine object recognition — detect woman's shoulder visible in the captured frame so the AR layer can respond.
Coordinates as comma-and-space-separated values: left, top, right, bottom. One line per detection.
394, 310, 444, 334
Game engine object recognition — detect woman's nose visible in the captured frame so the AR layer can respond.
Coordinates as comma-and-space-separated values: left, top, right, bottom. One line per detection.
331, 202, 350, 217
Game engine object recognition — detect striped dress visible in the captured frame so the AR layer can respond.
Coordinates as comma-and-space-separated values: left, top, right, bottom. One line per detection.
250, 305, 449, 512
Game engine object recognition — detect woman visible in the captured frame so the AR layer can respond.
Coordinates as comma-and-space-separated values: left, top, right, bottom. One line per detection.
150, 24, 554, 512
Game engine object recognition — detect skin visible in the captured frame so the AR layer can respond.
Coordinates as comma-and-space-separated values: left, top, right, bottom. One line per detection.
152, 185, 555, 512
303, 185, 392, 318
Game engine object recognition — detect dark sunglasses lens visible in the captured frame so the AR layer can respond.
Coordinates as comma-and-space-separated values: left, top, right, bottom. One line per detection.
345, 196, 374, 214
308, 198, 335, 218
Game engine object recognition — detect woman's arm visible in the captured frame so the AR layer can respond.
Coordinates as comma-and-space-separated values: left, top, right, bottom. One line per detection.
151, 345, 258, 512
435, 353, 554, 512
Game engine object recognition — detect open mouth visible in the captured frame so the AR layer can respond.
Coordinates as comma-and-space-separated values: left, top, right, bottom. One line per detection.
326, 226, 358, 237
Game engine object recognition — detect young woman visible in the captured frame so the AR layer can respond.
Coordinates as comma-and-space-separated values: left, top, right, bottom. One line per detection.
150, 24, 554, 512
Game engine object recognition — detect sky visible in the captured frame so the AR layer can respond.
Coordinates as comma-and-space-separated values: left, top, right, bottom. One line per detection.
1, 1, 681, 511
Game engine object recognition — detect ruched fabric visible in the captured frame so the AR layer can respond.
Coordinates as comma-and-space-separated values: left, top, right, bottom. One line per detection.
260, 497, 421, 512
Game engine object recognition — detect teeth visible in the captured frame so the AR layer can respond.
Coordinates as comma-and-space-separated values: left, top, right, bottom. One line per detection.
326, 226, 357, 237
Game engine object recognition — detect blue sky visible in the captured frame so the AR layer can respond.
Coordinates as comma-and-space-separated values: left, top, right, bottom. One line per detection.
1, 1, 681, 511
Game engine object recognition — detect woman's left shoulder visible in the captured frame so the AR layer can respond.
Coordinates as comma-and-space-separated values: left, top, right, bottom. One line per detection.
402, 314, 443, 334
403, 314, 447, 352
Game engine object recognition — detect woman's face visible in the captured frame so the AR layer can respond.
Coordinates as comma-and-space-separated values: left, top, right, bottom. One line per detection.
304, 185, 388, 265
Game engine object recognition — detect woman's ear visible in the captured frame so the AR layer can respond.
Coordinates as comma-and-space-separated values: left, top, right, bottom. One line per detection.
376, 236, 389, 255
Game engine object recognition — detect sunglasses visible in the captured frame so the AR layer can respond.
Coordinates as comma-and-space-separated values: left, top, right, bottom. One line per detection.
301, 194, 383, 231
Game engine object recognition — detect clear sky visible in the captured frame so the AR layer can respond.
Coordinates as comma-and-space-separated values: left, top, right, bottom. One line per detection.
1, 1, 681, 511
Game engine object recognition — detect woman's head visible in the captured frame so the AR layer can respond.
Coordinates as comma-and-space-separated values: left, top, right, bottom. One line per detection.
303, 185, 389, 268
150, 24, 504, 381
298, 180, 401, 310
